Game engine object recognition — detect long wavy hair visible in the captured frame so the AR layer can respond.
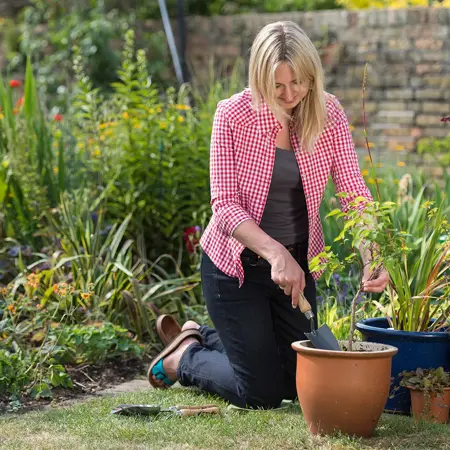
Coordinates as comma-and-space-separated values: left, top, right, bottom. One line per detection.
248, 21, 327, 152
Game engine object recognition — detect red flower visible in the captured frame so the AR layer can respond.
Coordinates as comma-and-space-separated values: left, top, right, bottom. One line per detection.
183, 226, 201, 254
9, 79, 21, 88
54, 114, 63, 122
441, 116, 450, 123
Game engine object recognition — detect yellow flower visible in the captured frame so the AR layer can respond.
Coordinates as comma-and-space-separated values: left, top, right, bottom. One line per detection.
177, 116, 184, 123
1, 332, 7, 339
364, 156, 371, 162
88, 138, 95, 145
394, 144, 405, 151
77, 142, 86, 149
367, 178, 376, 184
397, 161, 406, 167
148, 108, 155, 114
2, 159, 9, 168
361, 169, 369, 176
53, 167, 59, 174
175, 104, 191, 111
80, 292, 91, 300
349, 124, 355, 132
100, 134, 106, 141
1, 287, 8, 295
377, 178, 383, 183
367, 142, 375, 149
376, 163, 383, 168
122, 112, 129, 120
134, 123, 141, 129
393, 178, 399, 184
26, 273, 39, 289
160, 122, 167, 129
105, 129, 113, 136
99, 122, 108, 130
0, 113, 4, 120
157, 107, 162, 113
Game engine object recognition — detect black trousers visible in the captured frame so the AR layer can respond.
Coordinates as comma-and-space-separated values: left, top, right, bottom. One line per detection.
176, 243, 317, 408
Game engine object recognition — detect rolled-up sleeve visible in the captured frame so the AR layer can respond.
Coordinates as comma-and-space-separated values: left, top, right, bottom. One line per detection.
210, 101, 253, 236
330, 108, 373, 213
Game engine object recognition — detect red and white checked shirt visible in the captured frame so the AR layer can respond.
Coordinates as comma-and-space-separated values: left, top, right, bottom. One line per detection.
200, 88, 372, 287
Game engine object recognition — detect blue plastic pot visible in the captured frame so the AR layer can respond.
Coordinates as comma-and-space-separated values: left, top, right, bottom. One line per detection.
356, 317, 450, 414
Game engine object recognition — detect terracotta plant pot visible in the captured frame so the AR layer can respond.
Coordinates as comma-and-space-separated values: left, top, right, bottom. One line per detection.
291, 340, 398, 437
409, 387, 450, 424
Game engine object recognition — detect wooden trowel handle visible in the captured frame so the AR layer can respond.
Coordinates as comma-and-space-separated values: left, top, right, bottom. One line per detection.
298, 292, 314, 320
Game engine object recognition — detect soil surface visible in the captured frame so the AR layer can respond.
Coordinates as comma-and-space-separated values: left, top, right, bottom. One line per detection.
0, 356, 149, 415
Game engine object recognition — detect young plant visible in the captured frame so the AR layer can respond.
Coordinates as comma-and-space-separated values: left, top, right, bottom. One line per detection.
400, 366, 450, 420
311, 64, 450, 350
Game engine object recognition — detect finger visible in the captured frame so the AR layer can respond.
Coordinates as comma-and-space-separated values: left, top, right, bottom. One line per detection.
299, 272, 306, 292
362, 280, 387, 293
283, 285, 292, 296
291, 286, 300, 308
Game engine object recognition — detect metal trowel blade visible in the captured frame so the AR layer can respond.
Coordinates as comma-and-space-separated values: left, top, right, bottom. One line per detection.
305, 324, 341, 351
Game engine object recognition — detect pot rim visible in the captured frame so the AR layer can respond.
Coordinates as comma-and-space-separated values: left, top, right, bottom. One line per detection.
407, 386, 450, 391
356, 318, 450, 340
291, 340, 398, 358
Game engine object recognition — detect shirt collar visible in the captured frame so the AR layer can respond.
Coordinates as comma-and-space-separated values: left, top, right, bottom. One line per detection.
254, 95, 295, 136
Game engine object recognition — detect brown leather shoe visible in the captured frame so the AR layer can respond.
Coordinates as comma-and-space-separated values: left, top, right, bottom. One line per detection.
148, 328, 203, 389
156, 314, 182, 346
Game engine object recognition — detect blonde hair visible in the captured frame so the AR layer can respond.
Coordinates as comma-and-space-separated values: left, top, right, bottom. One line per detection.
248, 21, 327, 152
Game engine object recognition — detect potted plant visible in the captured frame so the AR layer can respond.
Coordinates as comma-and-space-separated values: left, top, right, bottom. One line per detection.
355, 203, 450, 414
292, 191, 401, 437
314, 64, 450, 414
400, 367, 450, 424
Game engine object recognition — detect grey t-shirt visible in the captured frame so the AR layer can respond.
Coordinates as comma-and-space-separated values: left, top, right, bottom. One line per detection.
258, 148, 309, 245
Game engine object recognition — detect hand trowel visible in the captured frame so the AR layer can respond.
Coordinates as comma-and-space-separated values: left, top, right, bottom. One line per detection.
297, 292, 341, 351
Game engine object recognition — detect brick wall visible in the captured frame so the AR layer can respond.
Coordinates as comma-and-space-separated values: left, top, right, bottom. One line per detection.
158, 7, 450, 155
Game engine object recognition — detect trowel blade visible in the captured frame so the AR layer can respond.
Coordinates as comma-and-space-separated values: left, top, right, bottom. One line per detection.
305, 324, 341, 351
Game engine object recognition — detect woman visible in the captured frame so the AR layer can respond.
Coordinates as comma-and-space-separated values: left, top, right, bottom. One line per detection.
148, 21, 389, 408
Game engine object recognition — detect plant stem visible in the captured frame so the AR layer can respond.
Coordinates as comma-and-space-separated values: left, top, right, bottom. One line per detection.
348, 264, 383, 351
348, 287, 362, 352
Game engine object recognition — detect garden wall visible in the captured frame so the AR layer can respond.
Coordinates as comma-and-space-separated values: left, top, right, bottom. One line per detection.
3, 6, 450, 155
149, 7, 450, 156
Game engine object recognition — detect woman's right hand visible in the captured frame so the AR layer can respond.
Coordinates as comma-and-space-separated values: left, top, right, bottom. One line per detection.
268, 248, 306, 308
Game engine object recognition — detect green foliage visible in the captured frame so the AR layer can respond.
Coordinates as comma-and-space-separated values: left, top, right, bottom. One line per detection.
45, 322, 144, 365
400, 367, 450, 393
0, 347, 30, 396
312, 196, 450, 336
18, 1, 127, 105
417, 135, 450, 171
68, 28, 213, 263
0, 318, 142, 399
0, 57, 76, 247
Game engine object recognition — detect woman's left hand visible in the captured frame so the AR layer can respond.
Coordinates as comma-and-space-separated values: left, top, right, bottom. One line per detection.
361, 265, 390, 293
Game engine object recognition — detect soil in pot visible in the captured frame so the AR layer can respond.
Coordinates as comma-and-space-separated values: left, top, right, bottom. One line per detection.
409, 387, 450, 424
291, 340, 398, 438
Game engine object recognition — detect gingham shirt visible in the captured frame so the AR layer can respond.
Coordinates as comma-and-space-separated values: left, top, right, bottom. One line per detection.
200, 88, 372, 287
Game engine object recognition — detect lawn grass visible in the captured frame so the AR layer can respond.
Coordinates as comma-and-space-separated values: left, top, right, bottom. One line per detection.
1, 386, 449, 450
